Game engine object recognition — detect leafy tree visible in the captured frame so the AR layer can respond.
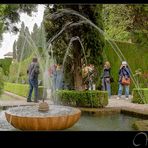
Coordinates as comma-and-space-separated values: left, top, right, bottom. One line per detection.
44, 4, 104, 90
0, 4, 37, 45
31, 23, 39, 44
23, 26, 32, 60
102, 4, 148, 45
16, 22, 25, 61
16, 24, 34, 61
36, 23, 47, 54
12, 40, 17, 59
126, 4, 148, 45
31, 23, 47, 56
0, 5, 7, 43
102, 4, 131, 41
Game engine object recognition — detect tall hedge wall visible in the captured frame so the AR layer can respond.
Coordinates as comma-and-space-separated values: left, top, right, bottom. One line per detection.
103, 40, 148, 95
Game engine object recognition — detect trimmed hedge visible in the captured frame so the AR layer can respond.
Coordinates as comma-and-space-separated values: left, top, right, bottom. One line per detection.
4, 82, 44, 99
132, 120, 148, 131
56, 90, 108, 108
132, 88, 148, 104
104, 40, 148, 94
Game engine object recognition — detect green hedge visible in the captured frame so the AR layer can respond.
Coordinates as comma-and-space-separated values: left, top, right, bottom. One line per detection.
132, 88, 148, 104
132, 120, 148, 131
103, 40, 148, 94
4, 82, 44, 99
56, 90, 108, 108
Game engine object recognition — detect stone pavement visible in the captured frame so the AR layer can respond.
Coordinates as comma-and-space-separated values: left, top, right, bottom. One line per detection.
108, 95, 148, 112
0, 91, 53, 109
0, 92, 148, 114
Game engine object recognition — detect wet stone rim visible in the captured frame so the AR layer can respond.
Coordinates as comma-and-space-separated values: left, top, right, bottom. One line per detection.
5, 105, 80, 117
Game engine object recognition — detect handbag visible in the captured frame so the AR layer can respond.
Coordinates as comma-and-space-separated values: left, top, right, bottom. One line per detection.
121, 76, 130, 85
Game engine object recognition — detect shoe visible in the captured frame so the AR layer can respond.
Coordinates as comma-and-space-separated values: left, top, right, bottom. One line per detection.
116, 96, 120, 100
125, 97, 129, 100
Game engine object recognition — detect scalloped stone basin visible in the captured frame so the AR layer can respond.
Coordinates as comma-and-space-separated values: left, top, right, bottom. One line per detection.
5, 105, 81, 131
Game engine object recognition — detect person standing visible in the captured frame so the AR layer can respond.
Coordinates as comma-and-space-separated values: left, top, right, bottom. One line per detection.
55, 64, 63, 90
27, 57, 40, 102
117, 61, 130, 100
83, 64, 96, 90
48, 64, 57, 92
101, 61, 111, 97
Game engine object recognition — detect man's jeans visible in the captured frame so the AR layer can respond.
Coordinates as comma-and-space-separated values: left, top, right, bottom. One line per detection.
27, 78, 38, 102
118, 83, 129, 97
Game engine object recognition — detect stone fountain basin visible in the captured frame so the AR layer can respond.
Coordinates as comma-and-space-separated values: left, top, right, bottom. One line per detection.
5, 105, 81, 131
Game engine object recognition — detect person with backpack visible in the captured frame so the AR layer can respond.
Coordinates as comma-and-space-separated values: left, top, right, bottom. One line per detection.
83, 64, 96, 90
117, 61, 130, 100
27, 57, 40, 102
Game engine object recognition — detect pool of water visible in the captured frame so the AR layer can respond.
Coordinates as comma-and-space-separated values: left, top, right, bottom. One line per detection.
0, 110, 142, 131
66, 113, 142, 131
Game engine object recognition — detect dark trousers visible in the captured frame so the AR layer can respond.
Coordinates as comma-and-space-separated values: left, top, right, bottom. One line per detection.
27, 78, 38, 102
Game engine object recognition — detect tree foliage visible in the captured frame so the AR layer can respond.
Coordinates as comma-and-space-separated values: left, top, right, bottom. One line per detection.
44, 4, 104, 90
103, 4, 131, 41
0, 4, 37, 45
16, 22, 37, 61
16, 22, 26, 61
12, 40, 17, 59
126, 4, 148, 45
103, 4, 148, 46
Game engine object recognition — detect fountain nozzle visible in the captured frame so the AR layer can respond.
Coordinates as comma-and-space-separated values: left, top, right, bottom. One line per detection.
38, 101, 49, 112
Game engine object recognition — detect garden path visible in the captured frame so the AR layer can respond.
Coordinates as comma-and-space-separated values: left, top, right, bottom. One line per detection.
0, 91, 148, 114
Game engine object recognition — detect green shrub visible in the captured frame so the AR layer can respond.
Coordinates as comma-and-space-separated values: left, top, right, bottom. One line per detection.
56, 90, 108, 108
132, 120, 148, 131
0, 58, 12, 76
132, 88, 148, 104
4, 82, 45, 99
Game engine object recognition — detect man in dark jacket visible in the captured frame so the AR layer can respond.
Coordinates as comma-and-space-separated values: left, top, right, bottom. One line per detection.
27, 57, 40, 102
